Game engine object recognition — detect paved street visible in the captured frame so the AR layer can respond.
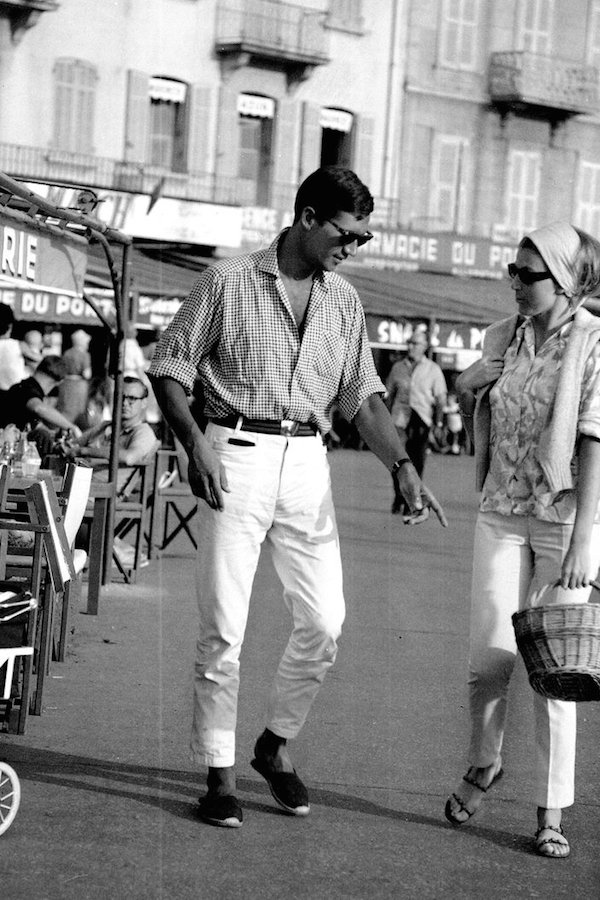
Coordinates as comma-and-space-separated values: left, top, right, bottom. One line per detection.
1, 449, 599, 899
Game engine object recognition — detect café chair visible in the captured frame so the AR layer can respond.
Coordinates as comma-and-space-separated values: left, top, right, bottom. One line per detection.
0, 588, 38, 735
54, 462, 93, 661
148, 448, 198, 559
19, 479, 76, 715
111, 459, 155, 584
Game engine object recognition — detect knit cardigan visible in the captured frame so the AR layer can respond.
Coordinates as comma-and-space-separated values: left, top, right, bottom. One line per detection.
471, 308, 600, 492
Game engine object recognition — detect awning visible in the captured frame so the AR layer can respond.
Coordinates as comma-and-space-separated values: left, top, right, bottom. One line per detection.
344, 263, 600, 366
86, 242, 210, 329
343, 264, 516, 325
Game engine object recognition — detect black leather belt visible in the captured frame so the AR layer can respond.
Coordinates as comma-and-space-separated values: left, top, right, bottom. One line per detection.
210, 415, 317, 437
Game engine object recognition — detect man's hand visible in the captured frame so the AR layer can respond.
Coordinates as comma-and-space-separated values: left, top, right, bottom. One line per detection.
188, 440, 230, 510
396, 465, 447, 527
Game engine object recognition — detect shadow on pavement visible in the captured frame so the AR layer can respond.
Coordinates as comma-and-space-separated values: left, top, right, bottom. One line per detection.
2, 742, 532, 855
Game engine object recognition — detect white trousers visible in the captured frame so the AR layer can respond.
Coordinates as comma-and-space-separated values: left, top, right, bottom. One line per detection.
468, 511, 600, 808
190, 423, 345, 768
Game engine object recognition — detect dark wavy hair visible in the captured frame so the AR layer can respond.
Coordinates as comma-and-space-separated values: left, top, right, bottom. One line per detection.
0, 303, 15, 337
293, 166, 374, 223
36, 355, 69, 382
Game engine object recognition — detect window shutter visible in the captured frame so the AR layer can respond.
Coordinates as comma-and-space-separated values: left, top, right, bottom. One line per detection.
352, 114, 374, 187
214, 86, 240, 182
53, 59, 73, 150
299, 102, 321, 182
272, 98, 299, 195
124, 70, 149, 163
187, 83, 215, 176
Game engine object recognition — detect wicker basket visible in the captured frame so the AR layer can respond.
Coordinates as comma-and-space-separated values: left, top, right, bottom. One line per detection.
512, 595, 600, 701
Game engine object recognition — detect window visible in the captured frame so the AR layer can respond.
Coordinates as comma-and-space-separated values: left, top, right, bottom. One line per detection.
439, 0, 479, 71
575, 161, 600, 235
238, 94, 274, 206
52, 59, 97, 154
518, 0, 553, 54
429, 135, 469, 231
320, 108, 353, 168
148, 77, 188, 172
587, 1, 600, 69
327, 0, 364, 33
506, 150, 541, 236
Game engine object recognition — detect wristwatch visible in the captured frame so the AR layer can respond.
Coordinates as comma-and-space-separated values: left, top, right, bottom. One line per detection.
391, 457, 412, 476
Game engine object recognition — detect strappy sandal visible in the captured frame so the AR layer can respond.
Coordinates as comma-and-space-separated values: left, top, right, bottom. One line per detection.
535, 824, 570, 859
444, 765, 504, 826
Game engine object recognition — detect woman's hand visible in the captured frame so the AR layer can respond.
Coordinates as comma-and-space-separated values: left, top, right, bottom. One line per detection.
456, 355, 505, 394
559, 539, 594, 590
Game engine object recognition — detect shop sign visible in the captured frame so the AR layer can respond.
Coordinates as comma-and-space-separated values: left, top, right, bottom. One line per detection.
123, 195, 242, 247
240, 206, 293, 251
24, 182, 242, 248
0, 287, 109, 326
0, 211, 87, 296
239, 208, 516, 280
136, 293, 184, 329
367, 315, 487, 353
359, 229, 518, 280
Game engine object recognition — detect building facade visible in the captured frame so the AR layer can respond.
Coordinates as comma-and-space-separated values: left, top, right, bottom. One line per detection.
1, 0, 600, 363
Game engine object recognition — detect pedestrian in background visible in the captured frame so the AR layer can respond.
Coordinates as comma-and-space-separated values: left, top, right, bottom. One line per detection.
20, 329, 43, 376
149, 166, 447, 830
0, 303, 25, 390
445, 222, 600, 859
59, 328, 93, 425
385, 331, 447, 513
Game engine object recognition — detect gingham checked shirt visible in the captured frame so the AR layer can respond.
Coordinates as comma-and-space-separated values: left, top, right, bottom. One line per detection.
148, 231, 384, 434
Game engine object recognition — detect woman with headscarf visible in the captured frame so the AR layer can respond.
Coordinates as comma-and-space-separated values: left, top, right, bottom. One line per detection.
444, 222, 600, 858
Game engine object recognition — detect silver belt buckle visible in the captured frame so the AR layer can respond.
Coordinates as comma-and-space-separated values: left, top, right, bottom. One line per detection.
280, 419, 298, 436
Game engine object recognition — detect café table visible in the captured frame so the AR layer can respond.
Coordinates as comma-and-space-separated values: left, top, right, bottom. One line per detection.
6, 469, 114, 615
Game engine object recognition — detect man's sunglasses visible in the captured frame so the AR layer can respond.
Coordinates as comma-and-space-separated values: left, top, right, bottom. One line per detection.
324, 219, 374, 247
122, 394, 144, 403
507, 263, 553, 285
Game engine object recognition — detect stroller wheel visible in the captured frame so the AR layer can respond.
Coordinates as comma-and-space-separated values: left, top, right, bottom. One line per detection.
0, 762, 21, 835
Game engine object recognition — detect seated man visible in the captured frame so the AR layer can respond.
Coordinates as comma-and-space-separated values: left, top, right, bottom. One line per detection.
0, 356, 82, 458
68, 376, 160, 569
69, 376, 159, 488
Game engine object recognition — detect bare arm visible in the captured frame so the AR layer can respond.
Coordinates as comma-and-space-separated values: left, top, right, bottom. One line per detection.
354, 393, 447, 526
26, 398, 82, 438
560, 435, 600, 588
149, 375, 230, 510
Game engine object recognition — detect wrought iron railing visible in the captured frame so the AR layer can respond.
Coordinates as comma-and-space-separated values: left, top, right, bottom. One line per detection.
489, 51, 600, 116
0, 141, 404, 230
215, 0, 329, 63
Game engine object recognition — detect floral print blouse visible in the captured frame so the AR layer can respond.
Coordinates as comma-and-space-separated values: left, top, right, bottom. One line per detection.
480, 317, 600, 523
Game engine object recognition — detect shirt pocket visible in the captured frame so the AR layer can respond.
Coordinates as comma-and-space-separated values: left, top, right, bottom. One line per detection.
313, 331, 344, 378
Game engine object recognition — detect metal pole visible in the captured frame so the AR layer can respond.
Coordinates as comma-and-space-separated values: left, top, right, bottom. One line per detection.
102, 241, 130, 584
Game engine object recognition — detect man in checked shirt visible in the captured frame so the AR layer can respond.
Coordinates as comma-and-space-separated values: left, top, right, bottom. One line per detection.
149, 166, 447, 828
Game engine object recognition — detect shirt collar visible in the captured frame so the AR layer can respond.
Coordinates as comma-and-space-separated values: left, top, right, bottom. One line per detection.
258, 229, 328, 290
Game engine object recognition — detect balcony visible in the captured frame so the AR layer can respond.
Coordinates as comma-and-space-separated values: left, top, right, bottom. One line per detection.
215, 0, 329, 84
0, 141, 404, 231
489, 51, 600, 122
0, 0, 59, 43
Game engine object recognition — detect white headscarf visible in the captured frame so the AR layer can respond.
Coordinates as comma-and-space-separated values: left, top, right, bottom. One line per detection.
526, 221, 581, 299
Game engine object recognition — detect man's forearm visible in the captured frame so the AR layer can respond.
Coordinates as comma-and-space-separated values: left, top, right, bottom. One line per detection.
354, 393, 409, 470
150, 376, 204, 455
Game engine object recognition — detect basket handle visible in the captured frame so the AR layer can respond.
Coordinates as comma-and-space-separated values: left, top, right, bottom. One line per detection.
589, 579, 600, 601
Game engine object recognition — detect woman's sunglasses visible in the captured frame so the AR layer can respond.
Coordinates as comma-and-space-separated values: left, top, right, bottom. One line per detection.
507, 263, 553, 285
